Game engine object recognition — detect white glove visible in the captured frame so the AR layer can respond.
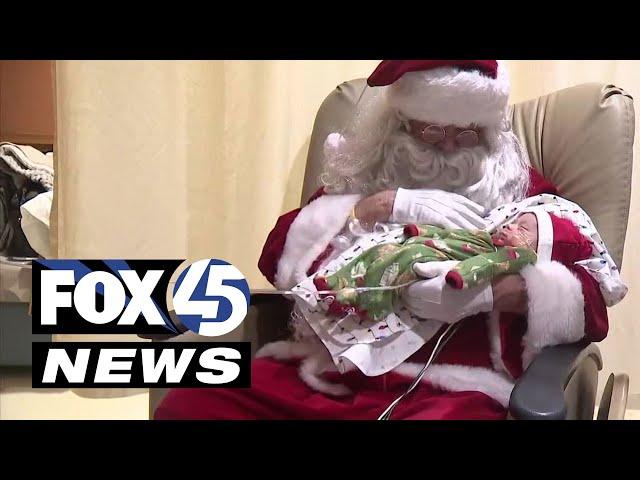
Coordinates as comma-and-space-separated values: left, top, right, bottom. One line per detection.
402, 261, 493, 323
391, 188, 487, 229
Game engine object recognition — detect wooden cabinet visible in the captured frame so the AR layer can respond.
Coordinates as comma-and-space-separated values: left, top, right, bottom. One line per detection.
0, 62, 55, 367
0, 60, 55, 149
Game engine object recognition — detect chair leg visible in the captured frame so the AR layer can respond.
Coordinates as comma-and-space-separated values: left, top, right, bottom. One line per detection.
597, 373, 630, 420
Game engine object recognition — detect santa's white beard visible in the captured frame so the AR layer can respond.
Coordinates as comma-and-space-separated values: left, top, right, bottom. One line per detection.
322, 124, 530, 212
373, 131, 486, 193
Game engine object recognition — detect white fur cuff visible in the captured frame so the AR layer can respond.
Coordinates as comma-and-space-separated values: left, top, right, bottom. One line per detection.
394, 362, 515, 408
275, 193, 361, 290
520, 261, 585, 368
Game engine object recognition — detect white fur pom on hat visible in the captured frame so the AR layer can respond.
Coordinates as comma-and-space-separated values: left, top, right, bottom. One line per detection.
367, 60, 511, 128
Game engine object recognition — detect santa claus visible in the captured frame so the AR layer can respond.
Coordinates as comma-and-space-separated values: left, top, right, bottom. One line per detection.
155, 60, 614, 420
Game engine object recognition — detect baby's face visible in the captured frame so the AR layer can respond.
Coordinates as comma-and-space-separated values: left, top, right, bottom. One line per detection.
492, 213, 538, 249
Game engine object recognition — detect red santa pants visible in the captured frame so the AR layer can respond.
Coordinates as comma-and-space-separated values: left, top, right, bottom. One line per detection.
154, 357, 507, 420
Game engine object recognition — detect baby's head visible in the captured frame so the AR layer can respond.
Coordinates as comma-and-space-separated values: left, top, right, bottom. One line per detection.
492, 212, 538, 249
491, 208, 593, 267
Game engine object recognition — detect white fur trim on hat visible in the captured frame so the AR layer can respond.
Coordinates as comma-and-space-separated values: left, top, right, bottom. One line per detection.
385, 61, 510, 128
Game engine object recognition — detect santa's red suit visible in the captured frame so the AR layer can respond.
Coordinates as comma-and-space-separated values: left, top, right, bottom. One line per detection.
154, 60, 609, 420
155, 167, 607, 420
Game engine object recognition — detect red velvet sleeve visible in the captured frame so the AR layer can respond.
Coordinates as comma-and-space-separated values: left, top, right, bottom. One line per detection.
527, 166, 609, 342
569, 264, 609, 342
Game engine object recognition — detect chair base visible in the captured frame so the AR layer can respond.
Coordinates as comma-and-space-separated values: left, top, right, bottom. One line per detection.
597, 373, 629, 420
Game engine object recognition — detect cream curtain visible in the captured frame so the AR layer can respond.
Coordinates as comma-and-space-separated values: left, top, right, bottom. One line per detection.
53, 60, 639, 403
52, 61, 379, 398
53, 60, 379, 283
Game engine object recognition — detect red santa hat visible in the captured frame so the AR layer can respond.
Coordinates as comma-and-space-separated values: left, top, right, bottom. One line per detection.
367, 60, 511, 128
520, 208, 593, 265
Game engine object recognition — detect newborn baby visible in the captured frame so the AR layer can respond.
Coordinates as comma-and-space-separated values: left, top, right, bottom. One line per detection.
313, 212, 543, 323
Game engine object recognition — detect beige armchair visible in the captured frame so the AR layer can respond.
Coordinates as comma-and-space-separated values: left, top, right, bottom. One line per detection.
148, 80, 635, 420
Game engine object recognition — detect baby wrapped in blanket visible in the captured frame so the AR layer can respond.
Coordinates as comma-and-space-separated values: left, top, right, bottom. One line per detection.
313, 213, 540, 323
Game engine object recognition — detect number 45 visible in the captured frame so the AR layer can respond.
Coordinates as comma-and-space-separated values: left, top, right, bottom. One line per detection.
172, 260, 249, 337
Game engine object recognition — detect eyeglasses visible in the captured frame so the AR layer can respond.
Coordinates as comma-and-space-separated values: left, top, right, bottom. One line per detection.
406, 120, 482, 149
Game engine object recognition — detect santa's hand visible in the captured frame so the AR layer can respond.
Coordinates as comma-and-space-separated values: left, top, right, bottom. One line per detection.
403, 261, 493, 323
390, 188, 487, 229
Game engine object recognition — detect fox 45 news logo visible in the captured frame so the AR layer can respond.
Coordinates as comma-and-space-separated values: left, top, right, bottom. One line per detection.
31, 259, 252, 389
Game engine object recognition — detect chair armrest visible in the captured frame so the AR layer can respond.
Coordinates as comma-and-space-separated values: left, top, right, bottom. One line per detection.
144, 293, 292, 418
137, 310, 188, 341
249, 294, 293, 348
509, 342, 603, 420
137, 293, 293, 343
250, 293, 291, 306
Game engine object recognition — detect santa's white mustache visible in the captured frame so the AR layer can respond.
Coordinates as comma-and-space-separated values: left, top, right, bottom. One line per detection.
375, 132, 487, 191
321, 121, 531, 211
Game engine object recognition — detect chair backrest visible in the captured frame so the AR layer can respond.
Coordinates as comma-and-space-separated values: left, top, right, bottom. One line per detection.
302, 79, 635, 267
